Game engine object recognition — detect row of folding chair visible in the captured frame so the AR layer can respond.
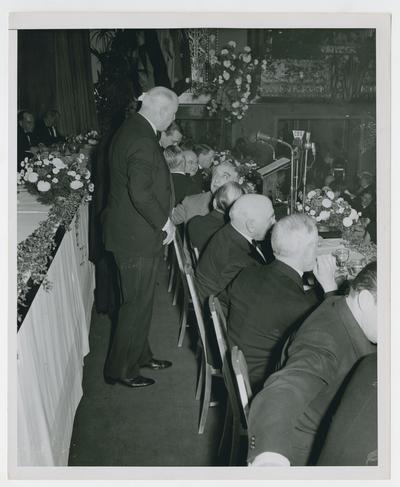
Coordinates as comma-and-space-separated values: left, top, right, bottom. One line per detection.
165, 228, 253, 463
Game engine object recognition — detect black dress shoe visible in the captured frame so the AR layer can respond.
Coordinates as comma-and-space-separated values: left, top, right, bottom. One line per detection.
104, 376, 117, 385
141, 358, 172, 370
118, 376, 155, 388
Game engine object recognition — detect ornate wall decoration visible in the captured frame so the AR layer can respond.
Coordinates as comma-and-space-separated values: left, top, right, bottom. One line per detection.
187, 28, 218, 91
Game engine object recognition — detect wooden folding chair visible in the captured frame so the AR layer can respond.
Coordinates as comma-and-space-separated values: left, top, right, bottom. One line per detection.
209, 296, 250, 465
174, 233, 221, 434
231, 346, 253, 426
183, 226, 199, 267
172, 232, 192, 347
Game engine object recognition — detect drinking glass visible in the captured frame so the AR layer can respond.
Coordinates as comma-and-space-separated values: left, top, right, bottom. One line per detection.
334, 248, 350, 269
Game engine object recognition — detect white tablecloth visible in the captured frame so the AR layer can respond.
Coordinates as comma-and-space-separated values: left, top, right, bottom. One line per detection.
17, 202, 95, 466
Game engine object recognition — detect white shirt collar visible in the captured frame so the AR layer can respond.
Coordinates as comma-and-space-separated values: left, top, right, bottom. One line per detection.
138, 112, 157, 135
230, 223, 266, 262
171, 170, 186, 175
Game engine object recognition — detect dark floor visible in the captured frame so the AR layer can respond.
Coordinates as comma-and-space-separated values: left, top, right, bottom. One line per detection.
68, 259, 226, 466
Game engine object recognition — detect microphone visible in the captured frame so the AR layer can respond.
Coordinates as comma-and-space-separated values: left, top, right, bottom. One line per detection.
256, 131, 293, 151
256, 131, 279, 143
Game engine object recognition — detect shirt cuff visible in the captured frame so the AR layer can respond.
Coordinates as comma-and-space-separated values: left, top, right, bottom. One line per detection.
162, 217, 171, 231
248, 452, 291, 467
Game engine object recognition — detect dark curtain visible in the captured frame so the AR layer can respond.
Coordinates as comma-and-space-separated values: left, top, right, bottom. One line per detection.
54, 30, 98, 135
247, 29, 269, 59
18, 30, 98, 135
18, 30, 57, 117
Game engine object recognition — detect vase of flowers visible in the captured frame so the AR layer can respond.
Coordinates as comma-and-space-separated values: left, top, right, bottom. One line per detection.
18, 152, 94, 205
296, 187, 359, 235
193, 41, 262, 132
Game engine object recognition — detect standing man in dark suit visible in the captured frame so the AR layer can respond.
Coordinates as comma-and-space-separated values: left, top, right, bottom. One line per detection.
227, 214, 338, 392
196, 194, 275, 311
102, 87, 179, 389
247, 262, 377, 466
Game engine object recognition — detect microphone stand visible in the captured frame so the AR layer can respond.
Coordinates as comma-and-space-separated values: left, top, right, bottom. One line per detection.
256, 131, 295, 214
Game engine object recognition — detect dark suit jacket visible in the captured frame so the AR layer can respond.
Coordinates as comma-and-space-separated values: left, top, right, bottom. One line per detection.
227, 260, 321, 391
171, 172, 198, 204
247, 296, 376, 466
196, 224, 266, 308
187, 209, 226, 255
102, 113, 173, 259
34, 119, 64, 146
17, 125, 36, 169
317, 353, 377, 466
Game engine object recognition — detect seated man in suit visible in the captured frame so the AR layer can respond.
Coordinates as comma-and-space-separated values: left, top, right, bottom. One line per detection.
159, 121, 182, 149
228, 214, 338, 392
316, 353, 377, 466
187, 181, 244, 256
17, 110, 37, 170
34, 109, 65, 146
164, 145, 198, 204
247, 261, 377, 466
192, 143, 215, 191
181, 149, 203, 194
196, 194, 275, 312
171, 161, 242, 225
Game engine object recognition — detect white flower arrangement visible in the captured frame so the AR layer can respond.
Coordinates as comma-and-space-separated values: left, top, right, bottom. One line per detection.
18, 151, 93, 204
296, 187, 358, 230
194, 42, 263, 123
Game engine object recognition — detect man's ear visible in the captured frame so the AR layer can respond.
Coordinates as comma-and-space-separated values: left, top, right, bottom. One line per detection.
245, 219, 255, 235
358, 289, 375, 312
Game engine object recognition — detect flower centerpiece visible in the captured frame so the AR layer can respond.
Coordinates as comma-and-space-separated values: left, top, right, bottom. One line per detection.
296, 187, 359, 232
213, 150, 262, 193
194, 41, 262, 123
18, 152, 94, 205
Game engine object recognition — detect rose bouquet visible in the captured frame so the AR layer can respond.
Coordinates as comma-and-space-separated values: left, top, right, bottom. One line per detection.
18, 152, 94, 205
194, 41, 262, 123
296, 187, 359, 230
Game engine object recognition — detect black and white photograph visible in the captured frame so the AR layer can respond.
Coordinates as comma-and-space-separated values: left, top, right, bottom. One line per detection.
5, 7, 393, 482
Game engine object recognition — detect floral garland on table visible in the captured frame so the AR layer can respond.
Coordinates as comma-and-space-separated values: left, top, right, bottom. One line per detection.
17, 149, 94, 323
17, 192, 86, 322
193, 42, 262, 123
18, 151, 94, 205
296, 187, 359, 230
66, 129, 100, 147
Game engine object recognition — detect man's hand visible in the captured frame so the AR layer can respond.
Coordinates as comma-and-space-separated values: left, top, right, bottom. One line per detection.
162, 218, 176, 246
313, 254, 338, 293
249, 452, 291, 467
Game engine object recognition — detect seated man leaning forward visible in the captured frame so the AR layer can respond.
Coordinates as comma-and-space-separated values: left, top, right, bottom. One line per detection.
247, 261, 377, 466
171, 161, 242, 225
227, 214, 338, 392
187, 181, 244, 256
196, 194, 275, 312
164, 145, 198, 204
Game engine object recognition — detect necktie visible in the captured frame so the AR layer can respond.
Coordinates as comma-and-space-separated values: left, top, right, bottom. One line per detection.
251, 239, 266, 262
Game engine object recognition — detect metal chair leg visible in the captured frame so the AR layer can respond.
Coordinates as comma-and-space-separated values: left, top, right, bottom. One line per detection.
218, 401, 233, 461
178, 293, 189, 347
198, 364, 212, 434
172, 273, 180, 306
196, 351, 204, 401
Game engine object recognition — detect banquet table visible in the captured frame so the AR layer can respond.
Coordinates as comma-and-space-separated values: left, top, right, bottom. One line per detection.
17, 191, 95, 466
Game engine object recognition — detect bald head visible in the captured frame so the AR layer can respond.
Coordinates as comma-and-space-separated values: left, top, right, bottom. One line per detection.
139, 87, 179, 132
271, 214, 318, 272
229, 194, 275, 241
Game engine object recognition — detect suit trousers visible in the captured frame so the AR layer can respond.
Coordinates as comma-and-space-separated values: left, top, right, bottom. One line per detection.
105, 252, 161, 379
